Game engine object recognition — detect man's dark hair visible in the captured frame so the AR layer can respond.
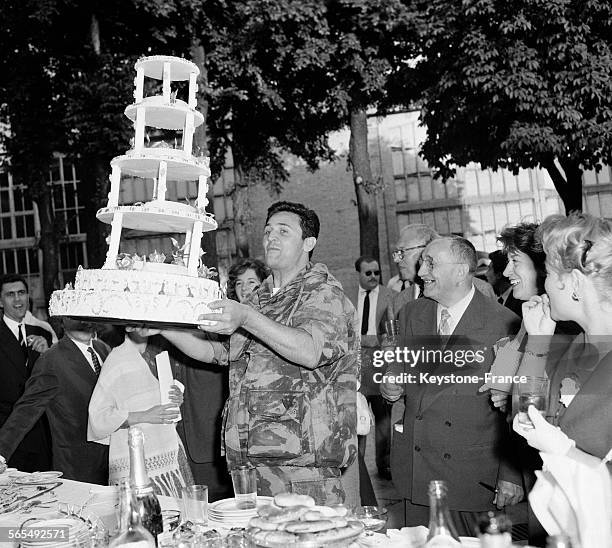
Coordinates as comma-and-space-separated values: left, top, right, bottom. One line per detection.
265, 201, 320, 240
0, 273, 29, 294
227, 258, 270, 301
488, 250, 508, 276
498, 222, 546, 294
354, 256, 379, 272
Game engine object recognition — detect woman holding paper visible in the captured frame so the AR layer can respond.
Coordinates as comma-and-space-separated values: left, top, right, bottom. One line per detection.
88, 326, 193, 495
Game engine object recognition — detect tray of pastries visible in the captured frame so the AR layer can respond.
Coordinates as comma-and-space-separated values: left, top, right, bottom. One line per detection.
245, 493, 364, 547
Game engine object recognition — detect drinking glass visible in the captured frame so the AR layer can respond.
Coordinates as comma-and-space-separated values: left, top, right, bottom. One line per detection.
181, 485, 208, 528
230, 465, 257, 509
383, 319, 399, 346
517, 376, 549, 428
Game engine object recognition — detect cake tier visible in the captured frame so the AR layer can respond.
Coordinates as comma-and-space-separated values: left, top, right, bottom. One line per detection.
111, 149, 210, 179
48, 267, 222, 327
97, 202, 217, 232
125, 96, 204, 130
135, 56, 199, 81
75, 267, 217, 298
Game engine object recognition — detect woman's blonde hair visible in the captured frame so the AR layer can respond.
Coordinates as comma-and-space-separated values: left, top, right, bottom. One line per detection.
537, 212, 612, 301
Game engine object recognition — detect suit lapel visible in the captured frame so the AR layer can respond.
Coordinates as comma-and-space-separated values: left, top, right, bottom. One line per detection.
0, 320, 28, 377
58, 337, 98, 383
417, 292, 485, 413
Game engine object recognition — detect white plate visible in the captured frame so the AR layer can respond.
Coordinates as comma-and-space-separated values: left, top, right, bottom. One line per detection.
459, 537, 480, 548
209, 496, 273, 514
15, 471, 63, 485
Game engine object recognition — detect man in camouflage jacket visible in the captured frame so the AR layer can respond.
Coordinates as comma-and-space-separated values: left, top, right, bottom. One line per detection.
163, 201, 359, 505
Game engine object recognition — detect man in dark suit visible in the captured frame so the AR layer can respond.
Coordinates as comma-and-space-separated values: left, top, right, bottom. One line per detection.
0, 274, 52, 472
354, 256, 394, 484
0, 317, 110, 483
381, 237, 522, 535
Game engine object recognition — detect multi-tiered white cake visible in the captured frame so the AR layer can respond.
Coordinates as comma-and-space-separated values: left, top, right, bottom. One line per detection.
49, 55, 221, 326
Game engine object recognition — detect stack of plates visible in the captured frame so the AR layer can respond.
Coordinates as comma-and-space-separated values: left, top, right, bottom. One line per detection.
20, 517, 91, 548
207, 496, 273, 529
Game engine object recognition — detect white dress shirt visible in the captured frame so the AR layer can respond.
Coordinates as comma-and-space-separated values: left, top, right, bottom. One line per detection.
356, 285, 379, 337
69, 336, 102, 374
436, 285, 476, 336
3, 315, 26, 344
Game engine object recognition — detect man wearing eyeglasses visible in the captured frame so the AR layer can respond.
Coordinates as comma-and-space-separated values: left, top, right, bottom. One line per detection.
381, 237, 522, 535
0, 274, 52, 473
389, 225, 496, 316
354, 256, 394, 487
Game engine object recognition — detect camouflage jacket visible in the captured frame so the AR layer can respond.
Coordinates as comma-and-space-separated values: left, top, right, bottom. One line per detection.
222, 262, 359, 470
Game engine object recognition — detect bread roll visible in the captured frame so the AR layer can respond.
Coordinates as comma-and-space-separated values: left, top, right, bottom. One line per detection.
273, 493, 315, 508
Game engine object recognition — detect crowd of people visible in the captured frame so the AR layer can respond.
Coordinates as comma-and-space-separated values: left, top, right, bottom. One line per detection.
0, 200, 610, 546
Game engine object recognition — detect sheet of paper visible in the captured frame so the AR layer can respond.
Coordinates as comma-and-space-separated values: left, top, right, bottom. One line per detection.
156, 351, 181, 422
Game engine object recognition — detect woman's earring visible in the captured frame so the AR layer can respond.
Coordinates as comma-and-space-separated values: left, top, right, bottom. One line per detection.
571, 291, 580, 302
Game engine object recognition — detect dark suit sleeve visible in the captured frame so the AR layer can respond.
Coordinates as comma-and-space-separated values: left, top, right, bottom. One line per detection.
0, 356, 59, 460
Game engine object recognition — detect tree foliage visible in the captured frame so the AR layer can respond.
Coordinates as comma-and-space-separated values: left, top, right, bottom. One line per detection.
389, 0, 612, 213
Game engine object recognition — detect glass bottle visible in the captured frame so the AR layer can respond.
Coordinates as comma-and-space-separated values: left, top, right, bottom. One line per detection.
477, 511, 512, 548
425, 480, 461, 547
129, 426, 163, 541
109, 482, 155, 548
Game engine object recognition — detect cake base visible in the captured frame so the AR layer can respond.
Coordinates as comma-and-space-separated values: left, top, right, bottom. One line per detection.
49, 265, 223, 326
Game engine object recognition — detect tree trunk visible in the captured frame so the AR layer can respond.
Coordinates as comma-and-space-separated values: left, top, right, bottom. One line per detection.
34, 181, 61, 300
82, 156, 109, 267
544, 159, 584, 214
232, 165, 251, 258
191, 42, 218, 268
349, 108, 379, 261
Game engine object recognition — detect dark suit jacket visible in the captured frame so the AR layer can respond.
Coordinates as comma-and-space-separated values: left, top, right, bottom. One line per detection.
389, 289, 521, 511
0, 320, 52, 471
148, 336, 228, 464
0, 336, 110, 484
356, 285, 394, 395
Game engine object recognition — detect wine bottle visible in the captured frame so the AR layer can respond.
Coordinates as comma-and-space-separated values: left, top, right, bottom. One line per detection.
425, 480, 461, 547
109, 482, 155, 548
128, 426, 163, 542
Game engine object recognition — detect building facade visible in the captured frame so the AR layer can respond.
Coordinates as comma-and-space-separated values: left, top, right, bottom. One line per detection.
1, 111, 611, 313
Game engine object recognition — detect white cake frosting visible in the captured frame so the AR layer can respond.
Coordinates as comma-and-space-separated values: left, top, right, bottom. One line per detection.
49, 55, 221, 327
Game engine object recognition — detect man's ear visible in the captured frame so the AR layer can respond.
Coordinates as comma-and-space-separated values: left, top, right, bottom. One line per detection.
455, 263, 470, 282
303, 237, 317, 253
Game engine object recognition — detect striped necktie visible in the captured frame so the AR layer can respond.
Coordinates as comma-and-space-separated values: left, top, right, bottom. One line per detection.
87, 347, 101, 376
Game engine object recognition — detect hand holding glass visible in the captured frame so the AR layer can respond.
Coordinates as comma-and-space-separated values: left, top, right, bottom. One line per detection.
517, 377, 549, 428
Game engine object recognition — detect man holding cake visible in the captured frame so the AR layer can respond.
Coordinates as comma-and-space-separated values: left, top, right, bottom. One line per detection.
162, 201, 359, 505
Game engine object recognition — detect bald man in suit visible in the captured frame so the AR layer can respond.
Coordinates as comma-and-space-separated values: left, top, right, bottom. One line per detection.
382, 237, 521, 535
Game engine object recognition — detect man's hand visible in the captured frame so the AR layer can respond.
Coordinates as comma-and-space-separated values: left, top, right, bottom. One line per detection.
490, 389, 509, 413
513, 405, 575, 455
27, 335, 49, 353
494, 479, 524, 509
380, 380, 403, 402
197, 299, 248, 335
522, 295, 556, 336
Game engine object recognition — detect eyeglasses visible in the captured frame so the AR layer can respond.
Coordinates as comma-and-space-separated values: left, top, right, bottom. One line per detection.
363, 270, 380, 277
392, 245, 427, 263
420, 257, 466, 270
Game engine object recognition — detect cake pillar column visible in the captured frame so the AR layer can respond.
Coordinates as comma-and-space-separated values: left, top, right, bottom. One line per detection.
188, 72, 197, 109
183, 111, 194, 154
162, 62, 171, 102
187, 221, 204, 276
103, 211, 124, 269
197, 175, 209, 209
155, 161, 168, 201
108, 165, 121, 207
134, 106, 145, 151
134, 66, 144, 103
